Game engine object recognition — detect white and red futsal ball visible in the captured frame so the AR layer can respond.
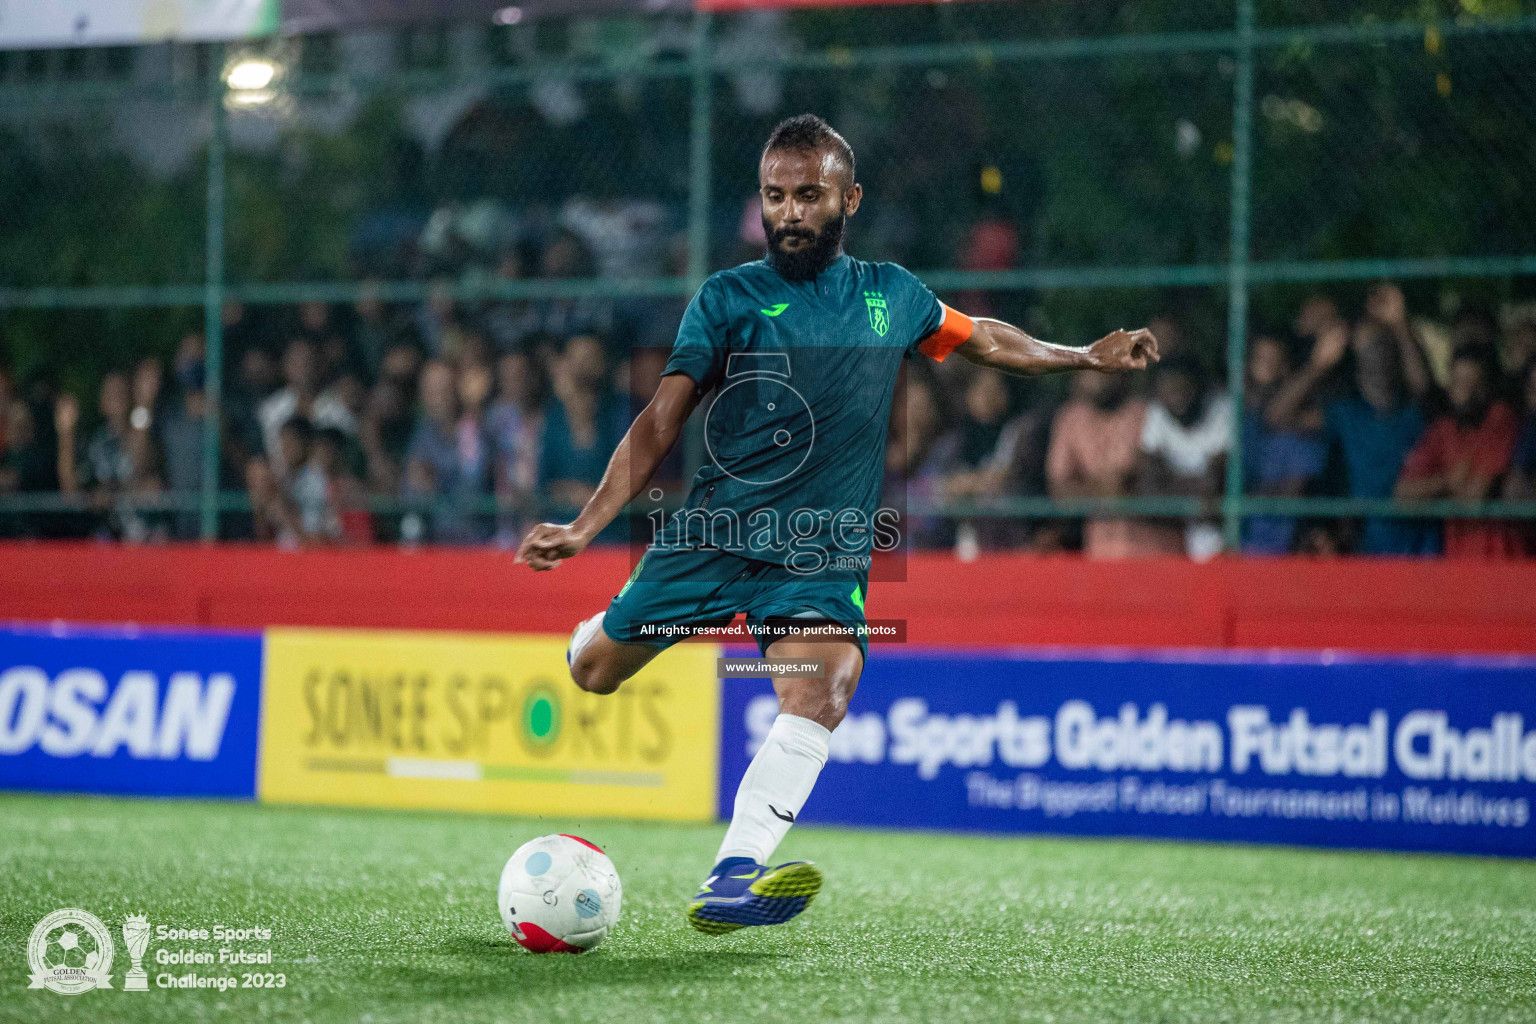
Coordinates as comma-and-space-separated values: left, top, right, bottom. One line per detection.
498, 834, 622, 953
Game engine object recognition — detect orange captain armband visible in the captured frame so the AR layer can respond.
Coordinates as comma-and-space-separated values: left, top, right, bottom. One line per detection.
916, 303, 975, 362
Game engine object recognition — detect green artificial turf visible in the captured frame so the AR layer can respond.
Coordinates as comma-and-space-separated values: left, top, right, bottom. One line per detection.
2, 793, 1534, 1024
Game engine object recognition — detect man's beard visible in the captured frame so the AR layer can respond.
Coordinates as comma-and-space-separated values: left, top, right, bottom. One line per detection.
763, 212, 846, 281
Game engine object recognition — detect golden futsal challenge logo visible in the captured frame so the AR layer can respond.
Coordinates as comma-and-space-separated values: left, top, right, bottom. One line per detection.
26, 908, 152, 996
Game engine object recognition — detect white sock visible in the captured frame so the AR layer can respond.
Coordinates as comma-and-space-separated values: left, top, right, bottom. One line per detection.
567, 612, 605, 669
715, 713, 831, 865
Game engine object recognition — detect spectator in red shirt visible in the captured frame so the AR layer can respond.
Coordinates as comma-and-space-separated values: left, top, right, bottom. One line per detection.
1395, 345, 1521, 558
1503, 359, 1536, 556
1505, 359, 1536, 500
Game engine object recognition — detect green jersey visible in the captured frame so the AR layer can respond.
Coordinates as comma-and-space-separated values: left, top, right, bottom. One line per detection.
660, 253, 946, 573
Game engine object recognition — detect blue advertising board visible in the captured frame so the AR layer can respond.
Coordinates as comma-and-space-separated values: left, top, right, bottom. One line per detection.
720, 648, 1536, 857
0, 623, 263, 798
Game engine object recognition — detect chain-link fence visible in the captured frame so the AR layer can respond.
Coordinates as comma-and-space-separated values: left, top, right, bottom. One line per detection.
2, 0, 1535, 552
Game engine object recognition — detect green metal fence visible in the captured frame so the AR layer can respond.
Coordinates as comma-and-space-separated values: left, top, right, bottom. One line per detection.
1, 0, 1535, 545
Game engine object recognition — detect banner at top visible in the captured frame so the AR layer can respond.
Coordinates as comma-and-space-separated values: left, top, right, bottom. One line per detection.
1, 0, 984, 49
278, 0, 688, 37
0, 0, 278, 48
696, 0, 992, 9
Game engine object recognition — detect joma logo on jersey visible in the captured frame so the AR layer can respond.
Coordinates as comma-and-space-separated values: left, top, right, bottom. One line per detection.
863, 291, 889, 336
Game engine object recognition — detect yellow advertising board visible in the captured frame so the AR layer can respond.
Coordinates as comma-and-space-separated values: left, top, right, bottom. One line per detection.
259, 628, 720, 821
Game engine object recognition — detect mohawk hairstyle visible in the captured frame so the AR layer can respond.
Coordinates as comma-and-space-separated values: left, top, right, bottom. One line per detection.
762, 113, 856, 185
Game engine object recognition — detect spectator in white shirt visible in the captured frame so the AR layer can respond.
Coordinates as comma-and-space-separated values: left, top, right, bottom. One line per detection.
257, 338, 356, 475
1138, 355, 1232, 559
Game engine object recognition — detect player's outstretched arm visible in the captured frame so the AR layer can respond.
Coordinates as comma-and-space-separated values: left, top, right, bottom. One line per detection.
952, 318, 1159, 376
516, 373, 700, 571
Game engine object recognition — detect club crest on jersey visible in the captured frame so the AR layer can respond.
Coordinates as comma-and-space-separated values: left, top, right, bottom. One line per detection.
863, 291, 889, 337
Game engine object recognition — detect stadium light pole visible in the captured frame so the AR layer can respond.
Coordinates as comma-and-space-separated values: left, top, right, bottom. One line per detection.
681, 10, 713, 485
201, 44, 229, 542
1222, 0, 1255, 552
686, 11, 712, 293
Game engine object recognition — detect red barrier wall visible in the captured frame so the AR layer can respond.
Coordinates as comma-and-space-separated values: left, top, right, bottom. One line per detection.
2, 542, 1534, 654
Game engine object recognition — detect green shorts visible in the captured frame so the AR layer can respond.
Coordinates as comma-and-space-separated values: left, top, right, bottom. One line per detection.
603, 544, 870, 658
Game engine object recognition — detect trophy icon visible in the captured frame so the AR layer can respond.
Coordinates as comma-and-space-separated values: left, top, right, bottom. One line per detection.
122, 915, 151, 991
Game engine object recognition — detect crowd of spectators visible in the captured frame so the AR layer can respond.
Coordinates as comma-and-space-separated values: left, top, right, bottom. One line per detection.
888, 281, 1536, 560
4, 277, 1536, 558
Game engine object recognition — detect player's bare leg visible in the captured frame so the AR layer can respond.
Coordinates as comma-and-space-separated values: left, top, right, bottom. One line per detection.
688, 637, 862, 934
764, 636, 864, 732
567, 617, 660, 695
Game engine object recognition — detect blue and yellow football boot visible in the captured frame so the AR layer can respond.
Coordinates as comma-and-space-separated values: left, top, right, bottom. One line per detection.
686, 856, 823, 935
